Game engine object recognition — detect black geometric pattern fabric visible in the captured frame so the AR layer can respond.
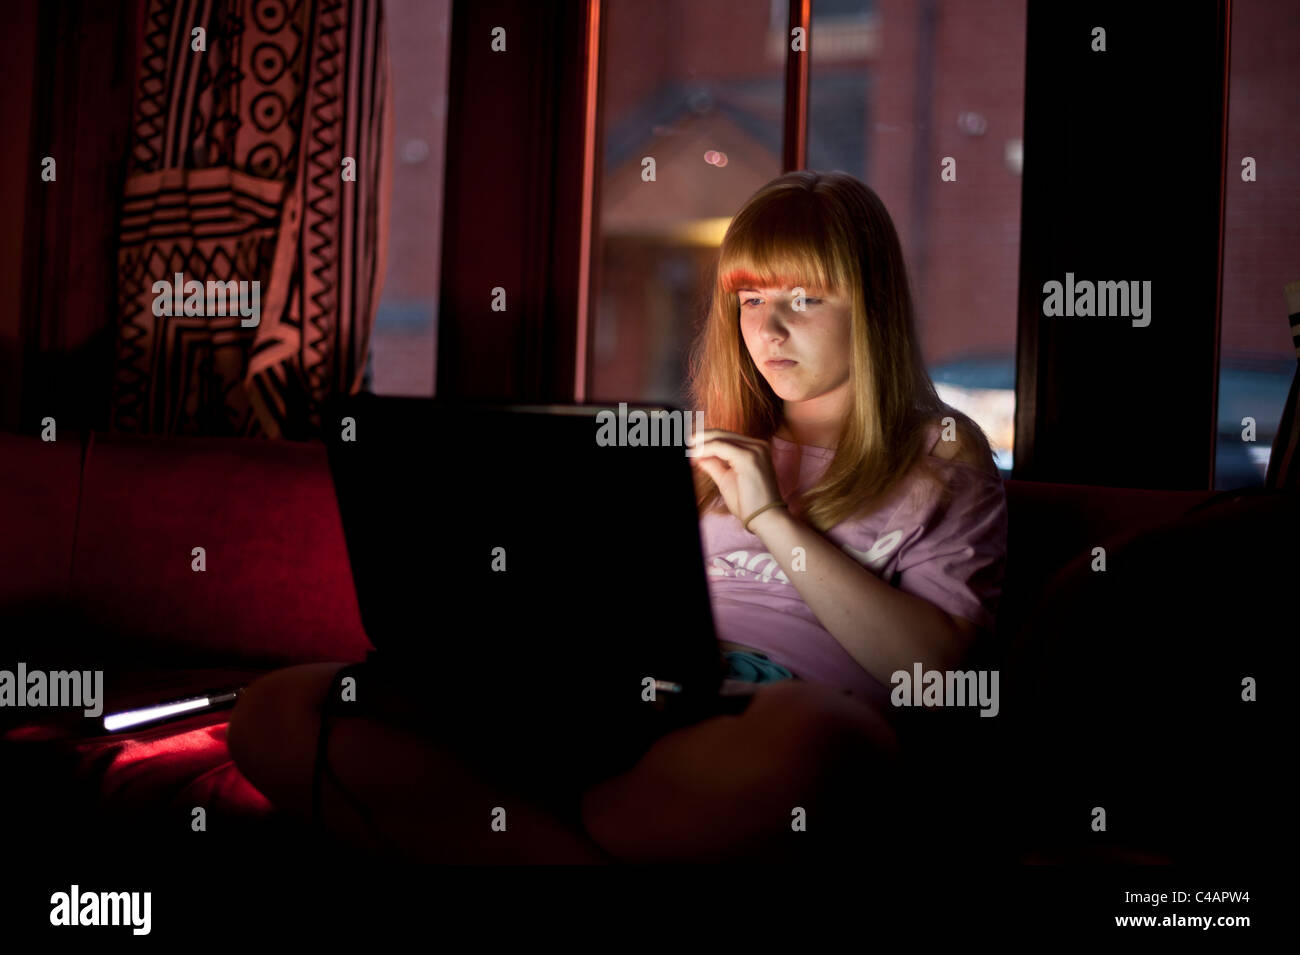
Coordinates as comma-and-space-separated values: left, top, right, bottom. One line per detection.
112, 0, 391, 437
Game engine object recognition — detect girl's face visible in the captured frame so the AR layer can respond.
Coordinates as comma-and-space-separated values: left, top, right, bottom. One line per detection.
736, 284, 854, 403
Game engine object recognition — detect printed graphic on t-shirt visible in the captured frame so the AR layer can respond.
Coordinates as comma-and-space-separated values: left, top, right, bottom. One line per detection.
706, 528, 906, 583
707, 550, 789, 583
841, 529, 904, 569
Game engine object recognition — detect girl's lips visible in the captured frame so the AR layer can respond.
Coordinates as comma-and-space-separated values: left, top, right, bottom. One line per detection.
765, 359, 797, 368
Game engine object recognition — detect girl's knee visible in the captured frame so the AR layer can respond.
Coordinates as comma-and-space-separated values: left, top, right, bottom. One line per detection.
227, 662, 348, 802
577, 683, 895, 862
744, 680, 898, 764
740, 683, 899, 849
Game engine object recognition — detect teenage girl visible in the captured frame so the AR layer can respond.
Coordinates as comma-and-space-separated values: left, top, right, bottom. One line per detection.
227, 170, 1007, 864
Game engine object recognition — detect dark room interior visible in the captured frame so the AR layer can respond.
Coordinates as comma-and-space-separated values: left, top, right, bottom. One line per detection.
0, 0, 1292, 939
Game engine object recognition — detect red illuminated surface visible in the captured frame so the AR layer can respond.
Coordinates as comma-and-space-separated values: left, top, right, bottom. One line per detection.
6, 721, 274, 815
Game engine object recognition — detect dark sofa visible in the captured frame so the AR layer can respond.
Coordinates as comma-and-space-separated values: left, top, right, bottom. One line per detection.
1, 429, 1289, 865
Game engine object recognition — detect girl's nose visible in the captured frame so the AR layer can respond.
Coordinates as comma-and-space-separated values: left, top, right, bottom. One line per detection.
760, 309, 789, 336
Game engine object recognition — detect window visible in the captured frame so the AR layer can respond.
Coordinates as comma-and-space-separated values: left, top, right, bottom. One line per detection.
1214, 0, 1300, 489
810, 0, 1025, 472
593, 0, 787, 406
592, 0, 1027, 475
364, 0, 451, 397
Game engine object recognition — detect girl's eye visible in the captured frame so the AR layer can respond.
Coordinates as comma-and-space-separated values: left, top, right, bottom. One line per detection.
738, 294, 820, 309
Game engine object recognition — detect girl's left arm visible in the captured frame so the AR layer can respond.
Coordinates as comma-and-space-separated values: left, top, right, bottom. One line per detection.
746, 506, 976, 685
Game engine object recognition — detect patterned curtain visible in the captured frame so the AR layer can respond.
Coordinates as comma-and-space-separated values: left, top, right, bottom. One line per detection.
1265, 279, 1300, 489
112, 0, 392, 438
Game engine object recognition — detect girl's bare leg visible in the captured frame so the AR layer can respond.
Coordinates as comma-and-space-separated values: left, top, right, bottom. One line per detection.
226, 663, 615, 864
578, 680, 899, 863
229, 665, 897, 865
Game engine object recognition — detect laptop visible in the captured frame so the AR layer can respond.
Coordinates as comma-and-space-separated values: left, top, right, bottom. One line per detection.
320, 393, 728, 784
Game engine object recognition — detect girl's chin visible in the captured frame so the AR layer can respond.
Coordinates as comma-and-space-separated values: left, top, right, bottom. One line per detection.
769, 386, 811, 402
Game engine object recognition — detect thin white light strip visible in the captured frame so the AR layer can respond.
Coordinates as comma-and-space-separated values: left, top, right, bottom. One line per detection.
103, 697, 211, 732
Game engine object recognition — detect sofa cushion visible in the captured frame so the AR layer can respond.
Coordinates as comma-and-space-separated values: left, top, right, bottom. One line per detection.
998, 480, 1215, 649
999, 487, 1296, 863
68, 432, 370, 666
0, 432, 82, 608
8, 716, 273, 815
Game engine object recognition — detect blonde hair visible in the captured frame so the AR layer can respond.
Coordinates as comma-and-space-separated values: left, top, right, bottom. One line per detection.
685, 170, 995, 532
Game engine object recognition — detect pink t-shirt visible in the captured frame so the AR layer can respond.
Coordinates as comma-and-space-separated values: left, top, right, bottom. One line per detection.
699, 420, 1008, 711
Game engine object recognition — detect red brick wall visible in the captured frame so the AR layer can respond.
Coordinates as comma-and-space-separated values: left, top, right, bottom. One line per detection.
1221, 0, 1300, 358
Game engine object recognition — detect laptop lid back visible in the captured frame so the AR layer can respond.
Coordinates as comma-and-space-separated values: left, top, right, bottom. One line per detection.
323, 395, 725, 778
